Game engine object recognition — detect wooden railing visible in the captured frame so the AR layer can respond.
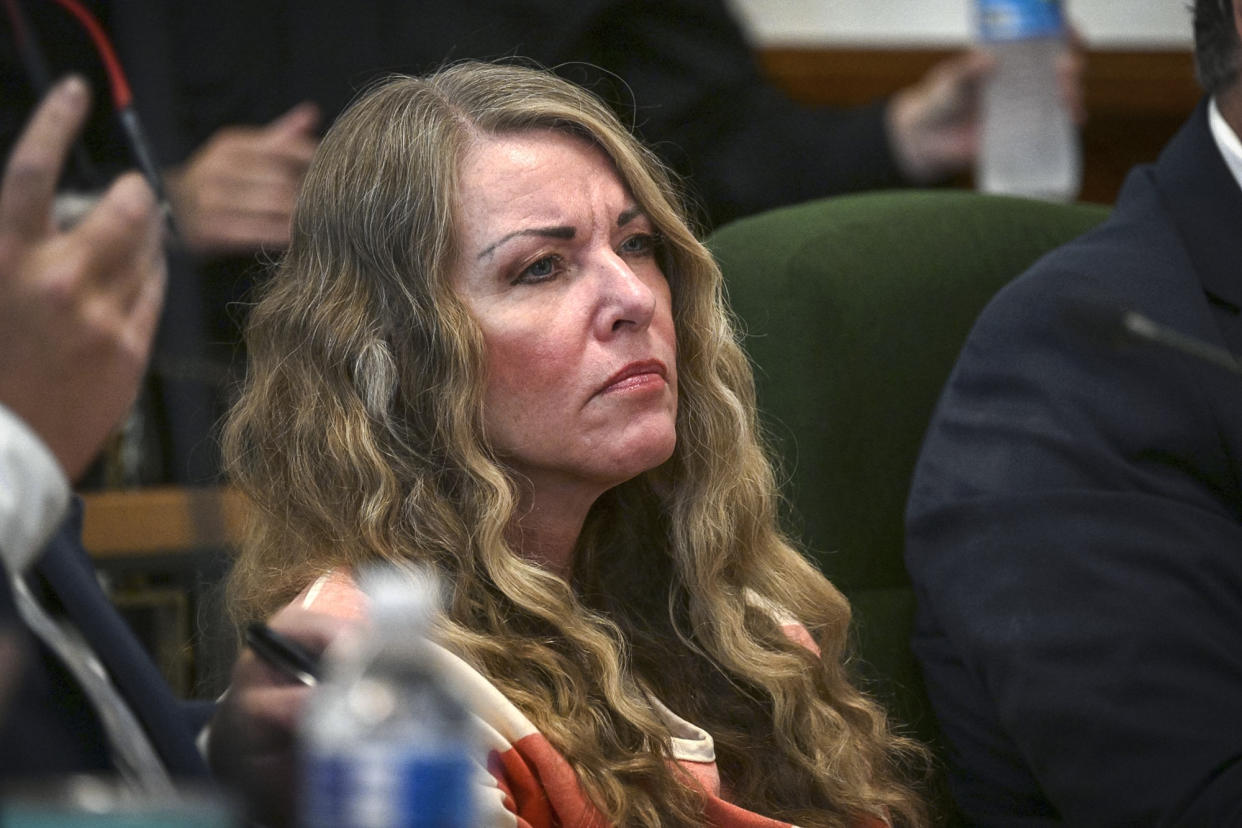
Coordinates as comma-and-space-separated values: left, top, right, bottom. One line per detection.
81, 485, 245, 559
80, 486, 245, 697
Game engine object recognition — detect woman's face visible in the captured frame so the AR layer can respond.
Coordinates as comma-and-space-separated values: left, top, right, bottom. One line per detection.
450, 129, 678, 505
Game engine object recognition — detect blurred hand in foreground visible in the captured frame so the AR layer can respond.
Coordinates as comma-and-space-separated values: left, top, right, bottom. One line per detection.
209, 603, 354, 828
0, 75, 165, 481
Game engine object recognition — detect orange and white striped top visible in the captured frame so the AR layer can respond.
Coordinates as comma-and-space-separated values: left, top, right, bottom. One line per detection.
295, 571, 887, 828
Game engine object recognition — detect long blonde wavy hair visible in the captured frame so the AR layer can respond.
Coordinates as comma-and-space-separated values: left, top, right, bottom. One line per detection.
223, 62, 927, 827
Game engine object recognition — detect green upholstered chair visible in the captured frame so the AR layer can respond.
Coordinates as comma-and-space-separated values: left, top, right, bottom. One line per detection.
707, 189, 1111, 821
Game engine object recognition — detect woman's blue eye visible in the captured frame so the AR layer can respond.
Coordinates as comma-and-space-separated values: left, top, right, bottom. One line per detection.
619, 233, 658, 255
515, 255, 560, 284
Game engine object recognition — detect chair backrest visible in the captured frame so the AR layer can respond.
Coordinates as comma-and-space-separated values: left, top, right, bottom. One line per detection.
707, 189, 1109, 814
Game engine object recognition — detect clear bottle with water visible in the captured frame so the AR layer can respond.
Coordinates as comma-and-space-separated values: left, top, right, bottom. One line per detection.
975, 0, 1082, 201
300, 568, 476, 828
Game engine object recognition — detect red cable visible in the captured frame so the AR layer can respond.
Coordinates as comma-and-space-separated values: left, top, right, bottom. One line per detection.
45, 0, 132, 110
2, 0, 31, 54
27, 0, 172, 223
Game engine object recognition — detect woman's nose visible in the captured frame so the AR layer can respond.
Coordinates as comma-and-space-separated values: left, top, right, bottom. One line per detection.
594, 251, 657, 337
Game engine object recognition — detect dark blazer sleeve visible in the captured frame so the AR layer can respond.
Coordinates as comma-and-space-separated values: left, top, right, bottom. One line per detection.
0, 574, 114, 779
595, 0, 904, 224
905, 224, 1242, 826
554, 0, 906, 227
119, 0, 907, 232
0, 505, 212, 781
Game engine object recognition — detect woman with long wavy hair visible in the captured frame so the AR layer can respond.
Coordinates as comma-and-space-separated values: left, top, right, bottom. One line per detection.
220, 61, 926, 827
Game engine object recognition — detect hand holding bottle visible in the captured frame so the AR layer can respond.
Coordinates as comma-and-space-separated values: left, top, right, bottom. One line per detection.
888, 6, 1087, 190
975, 0, 1084, 200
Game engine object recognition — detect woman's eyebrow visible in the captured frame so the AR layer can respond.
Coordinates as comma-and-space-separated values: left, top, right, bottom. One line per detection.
478, 226, 575, 260
617, 206, 645, 227
477, 206, 645, 260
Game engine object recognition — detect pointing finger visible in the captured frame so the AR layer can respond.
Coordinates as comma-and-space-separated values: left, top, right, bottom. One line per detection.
0, 76, 92, 240
259, 102, 320, 168
263, 101, 321, 143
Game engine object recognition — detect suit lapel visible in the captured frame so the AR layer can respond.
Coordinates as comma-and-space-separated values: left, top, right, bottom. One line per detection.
1155, 99, 1242, 354
34, 503, 209, 778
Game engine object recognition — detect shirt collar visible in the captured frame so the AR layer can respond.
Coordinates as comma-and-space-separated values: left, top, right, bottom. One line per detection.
1208, 96, 1242, 195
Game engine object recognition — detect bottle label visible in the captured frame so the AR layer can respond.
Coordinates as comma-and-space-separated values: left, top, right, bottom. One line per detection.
977, 0, 1064, 41
303, 745, 476, 828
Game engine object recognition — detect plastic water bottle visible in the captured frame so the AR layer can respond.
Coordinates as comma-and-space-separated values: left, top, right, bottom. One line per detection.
299, 567, 476, 827
975, 0, 1082, 201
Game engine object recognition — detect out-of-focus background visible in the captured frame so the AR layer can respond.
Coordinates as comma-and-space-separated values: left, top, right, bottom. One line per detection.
731, 0, 1197, 204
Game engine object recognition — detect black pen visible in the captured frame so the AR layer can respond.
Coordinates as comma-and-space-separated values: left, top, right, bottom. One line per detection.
244, 622, 322, 687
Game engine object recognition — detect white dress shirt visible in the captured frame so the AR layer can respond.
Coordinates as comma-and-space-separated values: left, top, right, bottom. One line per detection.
1209, 97, 1242, 194
0, 403, 69, 574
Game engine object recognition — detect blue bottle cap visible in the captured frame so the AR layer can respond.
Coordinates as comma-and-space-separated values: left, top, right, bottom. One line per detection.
977, 0, 1065, 42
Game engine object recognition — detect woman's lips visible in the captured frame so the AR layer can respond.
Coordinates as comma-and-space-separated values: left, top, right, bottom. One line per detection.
598, 359, 668, 395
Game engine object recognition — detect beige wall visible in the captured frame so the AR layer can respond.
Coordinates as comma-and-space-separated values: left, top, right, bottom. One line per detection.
728, 0, 1193, 48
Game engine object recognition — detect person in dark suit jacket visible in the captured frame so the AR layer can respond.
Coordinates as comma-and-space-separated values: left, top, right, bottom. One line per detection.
0, 77, 334, 821
904, 0, 1242, 824
0, 510, 212, 781
0, 73, 198, 782
0, 0, 998, 231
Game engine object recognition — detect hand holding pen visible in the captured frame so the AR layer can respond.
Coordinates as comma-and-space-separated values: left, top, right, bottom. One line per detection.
245, 621, 322, 687
210, 606, 351, 826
